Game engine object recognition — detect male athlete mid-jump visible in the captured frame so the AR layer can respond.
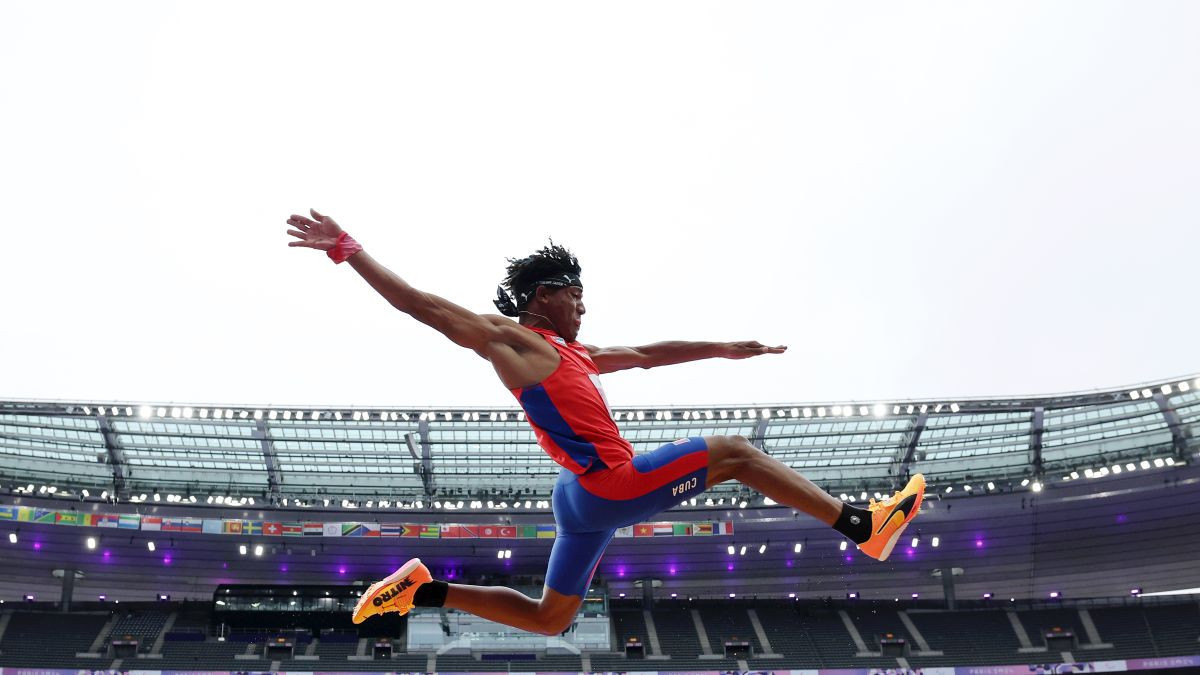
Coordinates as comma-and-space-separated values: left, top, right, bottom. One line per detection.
285, 209, 925, 635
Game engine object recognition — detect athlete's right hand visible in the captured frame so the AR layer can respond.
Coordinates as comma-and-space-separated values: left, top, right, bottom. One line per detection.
286, 208, 345, 251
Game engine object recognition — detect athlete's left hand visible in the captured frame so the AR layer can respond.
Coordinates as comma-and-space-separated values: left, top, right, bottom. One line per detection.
722, 341, 787, 359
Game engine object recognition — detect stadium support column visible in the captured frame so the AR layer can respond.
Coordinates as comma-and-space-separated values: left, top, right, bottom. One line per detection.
896, 412, 928, 488
254, 420, 282, 506
940, 567, 956, 610
96, 415, 130, 500
1151, 392, 1191, 461
60, 567, 76, 612
749, 417, 770, 450
407, 421, 436, 497
1029, 407, 1045, 479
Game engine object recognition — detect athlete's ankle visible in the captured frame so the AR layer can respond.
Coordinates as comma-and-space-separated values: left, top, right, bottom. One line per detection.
832, 503, 871, 544
413, 579, 449, 607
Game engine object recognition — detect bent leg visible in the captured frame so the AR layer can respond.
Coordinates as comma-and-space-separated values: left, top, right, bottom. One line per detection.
442, 528, 612, 636
443, 583, 581, 636
704, 434, 842, 525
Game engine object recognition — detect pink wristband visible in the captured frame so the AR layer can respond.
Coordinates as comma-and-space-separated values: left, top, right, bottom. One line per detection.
327, 231, 363, 264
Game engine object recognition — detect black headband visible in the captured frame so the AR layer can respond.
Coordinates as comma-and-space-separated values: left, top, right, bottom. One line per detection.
493, 273, 583, 317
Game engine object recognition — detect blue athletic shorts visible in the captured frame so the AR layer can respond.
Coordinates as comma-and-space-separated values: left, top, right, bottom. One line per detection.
544, 436, 710, 597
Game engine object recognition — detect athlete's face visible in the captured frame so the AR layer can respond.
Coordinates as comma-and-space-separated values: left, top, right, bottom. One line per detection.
536, 286, 586, 342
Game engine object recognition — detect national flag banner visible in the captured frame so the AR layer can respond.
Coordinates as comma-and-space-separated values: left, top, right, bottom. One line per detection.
141, 516, 162, 532
281, 522, 303, 537
455, 525, 481, 538
651, 523, 674, 536
478, 525, 500, 538
342, 523, 368, 537
163, 517, 203, 533
692, 522, 714, 536
34, 509, 56, 524
719, 521, 734, 535
244, 521, 264, 536
536, 524, 556, 539
497, 526, 516, 538
672, 523, 692, 536
223, 520, 244, 535
633, 524, 654, 537
614, 526, 634, 538
15, 506, 34, 522
437, 525, 461, 538
400, 525, 423, 538
56, 512, 84, 526
419, 525, 440, 539
94, 514, 121, 528
80, 514, 98, 527
322, 522, 341, 537
263, 522, 282, 536
380, 523, 402, 538
118, 514, 140, 529
202, 519, 223, 534
303, 522, 323, 536
518, 525, 537, 539
360, 522, 380, 537
0, 506, 16, 520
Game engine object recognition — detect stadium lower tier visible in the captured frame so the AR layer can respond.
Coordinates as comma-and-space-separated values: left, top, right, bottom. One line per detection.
0, 598, 1198, 671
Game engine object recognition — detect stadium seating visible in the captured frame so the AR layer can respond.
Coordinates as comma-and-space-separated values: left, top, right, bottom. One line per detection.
904, 609, 1023, 667
0, 611, 109, 668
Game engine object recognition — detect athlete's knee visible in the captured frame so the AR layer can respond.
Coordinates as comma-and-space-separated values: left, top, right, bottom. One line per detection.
535, 596, 579, 636
707, 434, 760, 483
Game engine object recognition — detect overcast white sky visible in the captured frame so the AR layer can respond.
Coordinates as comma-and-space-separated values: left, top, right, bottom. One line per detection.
2, 1, 1197, 409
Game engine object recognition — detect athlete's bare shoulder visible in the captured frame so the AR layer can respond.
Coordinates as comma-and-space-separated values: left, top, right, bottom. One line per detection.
475, 315, 560, 389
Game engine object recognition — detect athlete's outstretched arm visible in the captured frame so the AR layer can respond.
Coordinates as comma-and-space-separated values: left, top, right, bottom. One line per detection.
583, 340, 786, 374
285, 209, 519, 354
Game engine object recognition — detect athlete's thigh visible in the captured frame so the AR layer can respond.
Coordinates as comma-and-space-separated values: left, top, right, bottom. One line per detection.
544, 528, 616, 599
573, 436, 710, 529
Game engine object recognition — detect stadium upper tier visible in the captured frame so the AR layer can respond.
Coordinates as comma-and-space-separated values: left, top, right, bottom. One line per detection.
1, 374, 1195, 506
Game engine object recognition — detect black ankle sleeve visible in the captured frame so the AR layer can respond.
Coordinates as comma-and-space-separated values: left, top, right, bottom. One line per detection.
413, 579, 449, 607
833, 503, 872, 544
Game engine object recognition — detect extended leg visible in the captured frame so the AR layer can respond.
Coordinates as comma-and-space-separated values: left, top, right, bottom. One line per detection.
704, 434, 842, 525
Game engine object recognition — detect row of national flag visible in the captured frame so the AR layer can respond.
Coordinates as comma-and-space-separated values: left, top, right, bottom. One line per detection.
0, 504, 732, 539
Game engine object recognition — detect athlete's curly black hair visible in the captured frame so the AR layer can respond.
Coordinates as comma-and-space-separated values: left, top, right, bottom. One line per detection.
501, 240, 582, 311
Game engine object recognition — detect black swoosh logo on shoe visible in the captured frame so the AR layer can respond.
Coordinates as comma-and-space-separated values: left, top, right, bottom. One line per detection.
875, 493, 918, 535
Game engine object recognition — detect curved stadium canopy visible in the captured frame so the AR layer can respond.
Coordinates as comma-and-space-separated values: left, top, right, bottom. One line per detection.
1, 374, 1195, 506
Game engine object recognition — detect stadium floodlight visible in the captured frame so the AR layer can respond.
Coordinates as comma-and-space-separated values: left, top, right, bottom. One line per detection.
1140, 459, 1151, 469
254, 545, 263, 556
911, 536, 919, 548
847, 592, 858, 599
1141, 388, 1152, 399
101, 491, 108, 500
728, 593, 736, 598
794, 543, 802, 553
1049, 591, 1061, 599
983, 592, 993, 599
1020, 478, 1030, 486
944, 486, 953, 493
963, 485, 972, 492
802, 408, 812, 418
758, 544, 767, 554
859, 406, 869, 416
831, 405, 841, 416
1154, 458, 1165, 468
873, 404, 886, 417
912, 593, 919, 598
739, 500, 748, 509
1161, 384, 1173, 395
1129, 390, 1140, 400
504, 550, 512, 559
860, 491, 868, 500
727, 545, 735, 555
238, 545, 247, 555
1130, 588, 1143, 596
1180, 381, 1191, 392
906, 405, 915, 414
839, 541, 847, 551
81, 489, 90, 498
496, 550, 504, 559
1112, 464, 1122, 474
874, 492, 883, 500
147, 541, 156, 552
1031, 482, 1042, 492
987, 482, 995, 490
817, 407, 826, 417
1166, 457, 1176, 466
8, 532, 16, 544
931, 536, 940, 547
739, 546, 747, 556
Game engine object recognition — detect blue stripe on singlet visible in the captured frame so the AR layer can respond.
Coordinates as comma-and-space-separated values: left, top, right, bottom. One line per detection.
518, 384, 600, 472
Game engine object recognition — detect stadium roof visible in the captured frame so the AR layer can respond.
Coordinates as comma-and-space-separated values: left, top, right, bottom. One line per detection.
1, 374, 1195, 505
